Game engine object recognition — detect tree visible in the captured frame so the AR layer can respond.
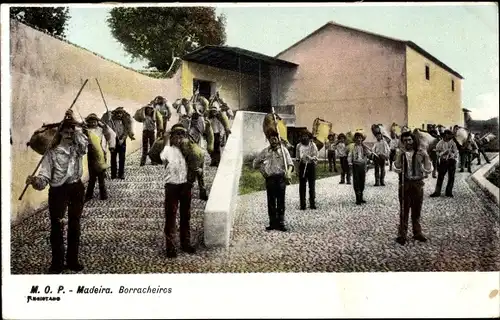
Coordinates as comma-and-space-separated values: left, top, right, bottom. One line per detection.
10, 7, 71, 38
107, 7, 227, 72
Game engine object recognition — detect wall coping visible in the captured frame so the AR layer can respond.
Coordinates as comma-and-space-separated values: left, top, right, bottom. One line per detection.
470, 154, 499, 208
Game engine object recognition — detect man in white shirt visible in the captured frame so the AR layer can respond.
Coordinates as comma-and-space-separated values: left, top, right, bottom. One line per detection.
372, 132, 391, 186
430, 130, 459, 198
25, 111, 88, 274
84, 113, 116, 201
296, 131, 319, 210
325, 133, 338, 173
160, 124, 196, 258
389, 131, 400, 171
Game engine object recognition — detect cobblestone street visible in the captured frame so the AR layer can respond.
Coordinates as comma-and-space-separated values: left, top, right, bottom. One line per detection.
10, 152, 499, 274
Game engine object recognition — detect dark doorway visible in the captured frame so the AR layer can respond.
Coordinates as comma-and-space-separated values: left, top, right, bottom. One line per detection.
193, 79, 213, 100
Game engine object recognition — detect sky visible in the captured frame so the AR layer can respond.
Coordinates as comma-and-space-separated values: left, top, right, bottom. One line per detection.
64, 3, 499, 120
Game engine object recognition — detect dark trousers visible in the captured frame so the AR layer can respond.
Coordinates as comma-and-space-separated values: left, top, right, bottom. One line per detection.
111, 139, 126, 178
196, 168, 208, 200
389, 149, 396, 170
429, 151, 439, 177
460, 151, 472, 172
299, 162, 316, 208
327, 150, 337, 172
474, 148, 490, 164
48, 181, 85, 268
85, 165, 107, 200
374, 156, 386, 184
265, 175, 287, 228
352, 163, 366, 201
164, 183, 192, 250
340, 156, 351, 183
398, 179, 424, 238
210, 133, 222, 166
434, 159, 456, 195
141, 130, 156, 165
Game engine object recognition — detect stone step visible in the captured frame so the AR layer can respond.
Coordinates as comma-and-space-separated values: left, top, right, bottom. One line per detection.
83, 205, 206, 218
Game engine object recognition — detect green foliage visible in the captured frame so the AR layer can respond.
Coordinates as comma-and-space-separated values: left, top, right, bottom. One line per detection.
239, 159, 341, 195
10, 6, 70, 38
107, 7, 227, 72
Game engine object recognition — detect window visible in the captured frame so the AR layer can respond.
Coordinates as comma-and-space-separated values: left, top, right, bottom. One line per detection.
452, 79, 455, 92
425, 65, 430, 80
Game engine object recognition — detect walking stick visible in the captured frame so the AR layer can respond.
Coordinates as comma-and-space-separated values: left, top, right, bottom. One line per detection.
95, 78, 116, 132
19, 79, 89, 201
271, 107, 291, 185
324, 138, 327, 171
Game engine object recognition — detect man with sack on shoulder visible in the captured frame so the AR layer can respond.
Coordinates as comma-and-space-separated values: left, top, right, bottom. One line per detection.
25, 110, 88, 274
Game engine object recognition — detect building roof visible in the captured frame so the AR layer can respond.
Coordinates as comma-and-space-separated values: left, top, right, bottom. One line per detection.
275, 21, 464, 80
182, 45, 298, 77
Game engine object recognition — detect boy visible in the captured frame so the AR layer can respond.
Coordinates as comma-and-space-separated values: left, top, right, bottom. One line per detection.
348, 132, 373, 205
25, 111, 88, 273
372, 132, 390, 186
253, 131, 294, 231
296, 131, 319, 210
160, 124, 196, 258
393, 131, 433, 245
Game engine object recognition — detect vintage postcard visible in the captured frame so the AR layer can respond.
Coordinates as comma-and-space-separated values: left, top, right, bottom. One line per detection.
2, 2, 499, 319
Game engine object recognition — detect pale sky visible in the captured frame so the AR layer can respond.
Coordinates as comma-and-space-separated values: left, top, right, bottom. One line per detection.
64, 3, 499, 120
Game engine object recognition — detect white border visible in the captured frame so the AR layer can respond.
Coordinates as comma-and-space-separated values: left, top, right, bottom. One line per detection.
2, 3, 500, 319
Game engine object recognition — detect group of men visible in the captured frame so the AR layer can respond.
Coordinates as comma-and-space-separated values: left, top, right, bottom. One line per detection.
25, 94, 230, 274
253, 123, 493, 246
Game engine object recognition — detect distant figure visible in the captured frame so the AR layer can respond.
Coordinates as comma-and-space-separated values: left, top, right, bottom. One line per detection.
25, 111, 88, 274
473, 134, 491, 165
296, 131, 319, 210
389, 131, 399, 171
336, 133, 350, 184
208, 106, 224, 167
152, 96, 172, 127
348, 132, 373, 205
430, 130, 458, 198
326, 133, 338, 172
140, 105, 159, 166
253, 131, 294, 231
459, 132, 477, 173
372, 132, 390, 186
393, 131, 433, 245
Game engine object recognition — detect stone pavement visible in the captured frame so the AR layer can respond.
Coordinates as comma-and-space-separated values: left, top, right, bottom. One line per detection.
10, 152, 499, 274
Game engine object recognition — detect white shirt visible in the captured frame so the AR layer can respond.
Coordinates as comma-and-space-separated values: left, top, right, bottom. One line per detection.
160, 145, 188, 184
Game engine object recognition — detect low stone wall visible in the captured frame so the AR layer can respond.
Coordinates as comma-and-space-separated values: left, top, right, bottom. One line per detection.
470, 154, 499, 211
204, 111, 270, 248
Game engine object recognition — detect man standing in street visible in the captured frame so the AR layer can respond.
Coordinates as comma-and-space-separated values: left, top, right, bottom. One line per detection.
372, 132, 390, 186
253, 131, 294, 231
296, 131, 319, 210
430, 130, 459, 198
393, 131, 433, 245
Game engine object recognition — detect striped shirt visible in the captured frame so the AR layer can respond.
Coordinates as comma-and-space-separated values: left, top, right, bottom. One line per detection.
335, 142, 348, 158
34, 129, 88, 189
348, 144, 370, 166
372, 140, 390, 158
253, 145, 293, 178
296, 142, 319, 164
436, 139, 459, 161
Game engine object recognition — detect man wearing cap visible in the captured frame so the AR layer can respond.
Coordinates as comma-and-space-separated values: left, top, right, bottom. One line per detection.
296, 131, 319, 210
430, 129, 459, 198
160, 124, 196, 258
140, 105, 161, 166
253, 131, 294, 231
208, 106, 225, 167
372, 132, 390, 186
152, 96, 172, 127
326, 133, 338, 173
103, 107, 135, 179
336, 133, 351, 184
84, 113, 116, 201
348, 132, 373, 205
25, 110, 89, 274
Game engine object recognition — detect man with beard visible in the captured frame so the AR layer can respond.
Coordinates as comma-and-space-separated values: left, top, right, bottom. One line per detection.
25, 110, 89, 273
253, 131, 294, 231
393, 131, 433, 245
